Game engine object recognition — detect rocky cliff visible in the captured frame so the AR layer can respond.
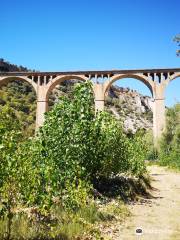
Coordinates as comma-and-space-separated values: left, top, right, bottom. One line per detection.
105, 85, 153, 133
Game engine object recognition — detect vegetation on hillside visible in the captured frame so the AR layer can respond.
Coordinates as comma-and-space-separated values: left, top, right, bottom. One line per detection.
0, 81, 149, 239
0, 58, 33, 72
0, 59, 36, 137
159, 103, 180, 170
0, 81, 36, 137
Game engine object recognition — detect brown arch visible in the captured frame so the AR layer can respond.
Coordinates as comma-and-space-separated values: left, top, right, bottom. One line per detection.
0, 76, 37, 94
45, 75, 89, 100
103, 73, 153, 97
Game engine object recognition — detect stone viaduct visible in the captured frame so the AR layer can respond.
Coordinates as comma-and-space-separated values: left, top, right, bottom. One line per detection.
0, 68, 180, 144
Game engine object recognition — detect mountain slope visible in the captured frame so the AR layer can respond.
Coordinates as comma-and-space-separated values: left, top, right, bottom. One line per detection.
0, 59, 36, 136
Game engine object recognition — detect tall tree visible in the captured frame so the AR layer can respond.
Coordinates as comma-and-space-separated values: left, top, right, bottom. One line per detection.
174, 34, 180, 56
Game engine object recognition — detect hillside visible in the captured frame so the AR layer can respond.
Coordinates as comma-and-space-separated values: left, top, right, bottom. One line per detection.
0, 59, 36, 136
0, 58, 32, 72
106, 85, 153, 133
0, 59, 153, 135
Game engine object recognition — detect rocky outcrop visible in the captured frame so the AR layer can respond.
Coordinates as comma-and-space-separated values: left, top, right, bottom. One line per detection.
106, 85, 153, 133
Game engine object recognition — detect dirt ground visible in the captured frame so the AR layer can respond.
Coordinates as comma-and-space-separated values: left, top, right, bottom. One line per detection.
103, 165, 180, 240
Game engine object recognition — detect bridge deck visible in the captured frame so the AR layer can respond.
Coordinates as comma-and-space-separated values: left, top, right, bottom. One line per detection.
0, 68, 180, 76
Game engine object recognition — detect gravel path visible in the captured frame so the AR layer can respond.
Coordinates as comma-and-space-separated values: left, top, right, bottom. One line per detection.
103, 165, 180, 240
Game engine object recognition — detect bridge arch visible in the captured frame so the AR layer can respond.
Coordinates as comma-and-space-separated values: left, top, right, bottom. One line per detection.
103, 74, 154, 97
168, 72, 180, 84
0, 76, 37, 94
0, 76, 37, 136
101, 73, 154, 134
165, 74, 180, 106
45, 75, 89, 101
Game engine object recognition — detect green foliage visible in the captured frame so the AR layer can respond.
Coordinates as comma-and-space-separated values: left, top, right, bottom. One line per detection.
0, 106, 48, 238
0, 106, 23, 238
0, 80, 36, 137
127, 133, 147, 176
36, 81, 147, 192
159, 103, 180, 169
142, 130, 158, 161
0, 81, 148, 239
0, 106, 22, 207
0, 201, 130, 240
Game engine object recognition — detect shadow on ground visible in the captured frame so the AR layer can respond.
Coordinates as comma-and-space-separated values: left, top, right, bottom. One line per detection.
93, 174, 157, 202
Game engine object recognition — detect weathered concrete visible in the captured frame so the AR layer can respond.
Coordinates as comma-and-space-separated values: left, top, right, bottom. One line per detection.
93, 83, 105, 112
36, 85, 48, 130
0, 68, 179, 145
152, 82, 166, 146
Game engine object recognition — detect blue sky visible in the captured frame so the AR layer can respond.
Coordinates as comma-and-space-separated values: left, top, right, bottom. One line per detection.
0, 0, 179, 106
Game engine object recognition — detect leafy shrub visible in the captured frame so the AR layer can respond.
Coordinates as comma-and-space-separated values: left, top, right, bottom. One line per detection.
159, 103, 180, 170
0, 106, 23, 238
0, 81, 148, 239
1, 81, 146, 212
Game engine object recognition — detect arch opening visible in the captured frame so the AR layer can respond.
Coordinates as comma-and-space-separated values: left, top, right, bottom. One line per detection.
0, 77, 37, 136
104, 77, 153, 134
0, 76, 37, 93
165, 76, 180, 107
46, 75, 89, 110
104, 74, 153, 97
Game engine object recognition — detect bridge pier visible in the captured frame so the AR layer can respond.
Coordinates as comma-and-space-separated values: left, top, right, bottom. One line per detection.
93, 83, 105, 112
36, 86, 48, 131
153, 98, 166, 146
152, 83, 166, 147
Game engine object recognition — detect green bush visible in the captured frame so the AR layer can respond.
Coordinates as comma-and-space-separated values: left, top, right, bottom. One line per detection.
1, 81, 147, 211
159, 103, 180, 170
0, 81, 148, 239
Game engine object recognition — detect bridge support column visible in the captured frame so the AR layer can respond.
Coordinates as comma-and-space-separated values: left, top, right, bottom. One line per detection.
36, 86, 48, 131
153, 98, 165, 145
93, 83, 105, 112
153, 83, 166, 147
